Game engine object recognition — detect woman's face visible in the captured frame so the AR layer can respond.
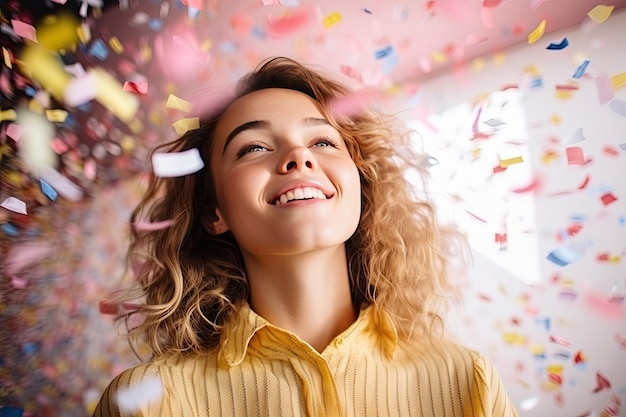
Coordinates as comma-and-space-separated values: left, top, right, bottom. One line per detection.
210, 88, 361, 257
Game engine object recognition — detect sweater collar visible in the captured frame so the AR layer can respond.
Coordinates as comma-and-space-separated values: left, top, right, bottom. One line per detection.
220, 302, 398, 366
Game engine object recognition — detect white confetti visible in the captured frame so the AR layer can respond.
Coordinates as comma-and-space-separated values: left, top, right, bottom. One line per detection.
64, 71, 98, 107
562, 127, 586, 145
520, 396, 540, 410
152, 148, 204, 177
1, 196, 27, 215
39, 166, 84, 202
116, 375, 163, 412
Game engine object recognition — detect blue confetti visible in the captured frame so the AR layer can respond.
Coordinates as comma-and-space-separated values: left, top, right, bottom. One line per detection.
148, 18, 164, 31
375, 45, 393, 60
0, 406, 24, 417
40, 179, 58, 201
187, 7, 201, 19
24, 86, 37, 97
251, 26, 266, 39
88, 39, 109, 60
382, 51, 398, 74
573, 60, 590, 79
546, 244, 585, 266
363, 8, 372, 14
546, 37, 569, 50
530, 77, 542, 89
1, 222, 19, 237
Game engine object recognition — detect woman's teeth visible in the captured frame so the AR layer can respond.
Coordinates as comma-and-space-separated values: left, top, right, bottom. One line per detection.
275, 187, 327, 205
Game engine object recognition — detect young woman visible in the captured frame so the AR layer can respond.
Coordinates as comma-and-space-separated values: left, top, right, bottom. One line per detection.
94, 57, 518, 416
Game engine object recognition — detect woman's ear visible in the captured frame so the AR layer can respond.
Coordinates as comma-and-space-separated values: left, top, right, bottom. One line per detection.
211, 208, 230, 235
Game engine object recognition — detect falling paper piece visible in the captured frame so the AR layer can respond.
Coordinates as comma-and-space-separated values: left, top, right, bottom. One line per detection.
39, 166, 84, 201
546, 38, 568, 50
116, 375, 164, 412
566, 147, 586, 165
546, 244, 585, 266
520, 396, 540, 411
528, 20, 546, 44
152, 148, 204, 177
132, 220, 176, 231
596, 74, 615, 105
584, 291, 624, 319
267, 6, 313, 37
322, 12, 342, 29
123, 81, 149, 95
592, 372, 611, 393
511, 177, 541, 194
172, 117, 200, 136
4, 244, 53, 275
611, 71, 626, 89
600, 192, 617, 206
11, 20, 38, 43
40, 179, 58, 201
166, 94, 192, 113
1, 197, 28, 215
5, 123, 24, 142
587, 5, 614, 23
562, 127, 586, 145
45, 109, 69, 123
64, 71, 99, 107
573, 60, 590, 79
608, 99, 626, 117
549, 335, 571, 347
329, 91, 373, 118
499, 156, 523, 167
340, 65, 362, 82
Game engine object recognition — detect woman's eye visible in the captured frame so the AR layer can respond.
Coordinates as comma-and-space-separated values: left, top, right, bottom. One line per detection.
236, 143, 267, 158
313, 137, 339, 148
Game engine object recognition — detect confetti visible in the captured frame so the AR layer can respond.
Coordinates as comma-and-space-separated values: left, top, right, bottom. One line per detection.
11, 20, 38, 43
116, 375, 164, 412
587, 5, 614, 23
592, 372, 611, 393
573, 60, 590, 79
562, 127, 586, 145
600, 192, 618, 206
172, 117, 200, 136
267, 6, 314, 38
39, 166, 84, 201
608, 99, 626, 117
123, 81, 149, 95
132, 220, 176, 231
1, 196, 28, 215
499, 156, 523, 167
527, 19, 546, 44
4, 244, 54, 275
565, 147, 586, 165
520, 396, 540, 411
152, 148, 205, 177
45, 109, 69, 123
165, 94, 192, 112
328, 91, 373, 118
595, 74, 615, 105
322, 12, 342, 29
546, 244, 585, 266
546, 37, 568, 50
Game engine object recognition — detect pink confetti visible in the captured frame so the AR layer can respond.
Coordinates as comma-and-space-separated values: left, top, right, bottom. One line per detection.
340, 65, 363, 82
267, 6, 314, 38
615, 333, 626, 349
132, 220, 176, 231
4, 244, 53, 275
10, 276, 28, 289
584, 291, 625, 319
5, 123, 24, 142
596, 73, 615, 105
11, 20, 38, 43
549, 334, 571, 347
181, 0, 203, 9
328, 91, 374, 118
566, 146, 586, 165
123, 80, 149, 95
511, 177, 541, 194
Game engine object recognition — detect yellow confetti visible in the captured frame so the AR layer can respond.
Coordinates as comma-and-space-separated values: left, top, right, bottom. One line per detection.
430, 51, 447, 63
140, 44, 152, 63
93, 67, 139, 123
471, 57, 486, 72
546, 364, 564, 373
128, 118, 143, 134
165, 94, 192, 113
19, 45, 72, 101
531, 345, 545, 355
108, 36, 124, 54
499, 156, 524, 167
492, 51, 506, 66
45, 109, 68, 122
200, 39, 213, 52
587, 5, 614, 23
0, 109, 18, 122
38, 14, 80, 52
550, 114, 561, 125
77, 22, 91, 44
502, 332, 526, 345
2, 47, 12, 68
527, 19, 546, 44
28, 99, 45, 114
120, 135, 136, 153
555, 90, 573, 100
172, 117, 200, 136
611, 72, 626, 89
322, 12, 342, 29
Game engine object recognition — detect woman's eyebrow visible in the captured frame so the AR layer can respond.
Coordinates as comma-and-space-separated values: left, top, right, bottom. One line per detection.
223, 120, 270, 154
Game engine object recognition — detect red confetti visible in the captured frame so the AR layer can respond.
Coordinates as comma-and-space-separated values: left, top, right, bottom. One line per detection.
592, 372, 611, 393
603, 145, 619, 157
577, 175, 591, 190
123, 80, 149, 95
267, 6, 314, 38
600, 192, 618, 206
511, 177, 541, 193
566, 146, 586, 165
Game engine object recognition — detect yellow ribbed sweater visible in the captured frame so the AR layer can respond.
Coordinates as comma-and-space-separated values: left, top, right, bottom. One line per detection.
94, 303, 518, 417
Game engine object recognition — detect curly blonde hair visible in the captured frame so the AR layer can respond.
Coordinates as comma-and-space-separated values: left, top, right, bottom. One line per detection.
113, 57, 464, 360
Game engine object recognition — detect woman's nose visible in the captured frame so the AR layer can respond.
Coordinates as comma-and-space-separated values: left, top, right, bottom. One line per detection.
277, 146, 317, 173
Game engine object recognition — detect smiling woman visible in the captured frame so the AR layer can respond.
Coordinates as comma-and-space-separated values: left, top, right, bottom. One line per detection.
94, 57, 519, 417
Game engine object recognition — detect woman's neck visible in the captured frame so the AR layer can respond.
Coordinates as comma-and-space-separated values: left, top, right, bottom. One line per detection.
243, 245, 356, 352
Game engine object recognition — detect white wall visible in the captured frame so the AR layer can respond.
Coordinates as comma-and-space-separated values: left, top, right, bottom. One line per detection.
411, 9, 626, 417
